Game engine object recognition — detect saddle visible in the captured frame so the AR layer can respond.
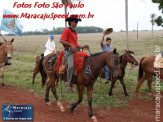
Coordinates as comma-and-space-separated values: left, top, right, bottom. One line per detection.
154, 54, 163, 68
47, 50, 60, 65
57, 50, 88, 75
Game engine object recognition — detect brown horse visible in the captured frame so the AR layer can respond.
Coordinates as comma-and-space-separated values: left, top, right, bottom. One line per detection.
0, 37, 14, 88
135, 56, 163, 98
99, 50, 139, 97
40, 49, 121, 121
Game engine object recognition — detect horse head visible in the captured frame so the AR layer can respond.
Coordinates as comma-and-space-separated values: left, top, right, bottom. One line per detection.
106, 49, 121, 79
123, 49, 139, 66
3, 37, 14, 59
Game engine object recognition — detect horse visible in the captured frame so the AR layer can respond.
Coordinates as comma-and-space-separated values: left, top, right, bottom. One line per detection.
40, 49, 121, 121
0, 37, 14, 88
99, 50, 139, 97
135, 56, 163, 99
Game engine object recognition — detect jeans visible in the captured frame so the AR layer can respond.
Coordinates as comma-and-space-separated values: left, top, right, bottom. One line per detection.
64, 49, 74, 85
105, 65, 110, 80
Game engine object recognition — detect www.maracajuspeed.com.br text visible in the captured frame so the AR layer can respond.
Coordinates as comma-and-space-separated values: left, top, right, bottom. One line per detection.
3, 12, 94, 20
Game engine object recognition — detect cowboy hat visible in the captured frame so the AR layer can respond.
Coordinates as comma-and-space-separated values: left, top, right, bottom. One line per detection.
65, 14, 82, 22
103, 28, 113, 35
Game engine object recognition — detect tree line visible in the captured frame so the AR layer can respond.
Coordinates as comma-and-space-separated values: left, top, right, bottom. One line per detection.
11, 26, 103, 36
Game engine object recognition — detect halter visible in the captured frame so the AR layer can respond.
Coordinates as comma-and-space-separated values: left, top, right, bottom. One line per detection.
126, 53, 134, 63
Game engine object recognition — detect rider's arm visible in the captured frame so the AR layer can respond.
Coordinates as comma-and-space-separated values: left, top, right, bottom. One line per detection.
100, 35, 105, 48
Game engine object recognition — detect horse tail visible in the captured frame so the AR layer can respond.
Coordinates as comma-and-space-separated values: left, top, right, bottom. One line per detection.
39, 57, 47, 88
138, 57, 145, 81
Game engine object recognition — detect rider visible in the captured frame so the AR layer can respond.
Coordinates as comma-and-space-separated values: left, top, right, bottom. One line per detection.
44, 35, 57, 64
60, 14, 88, 93
44, 35, 56, 56
100, 35, 113, 84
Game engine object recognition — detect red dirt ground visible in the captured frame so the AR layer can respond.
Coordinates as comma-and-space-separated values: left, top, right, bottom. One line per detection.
0, 84, 162, 122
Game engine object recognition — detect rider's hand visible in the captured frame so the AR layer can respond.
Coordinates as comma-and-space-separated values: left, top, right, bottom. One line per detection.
71, 45, 76, 52
83, 45, 89, 50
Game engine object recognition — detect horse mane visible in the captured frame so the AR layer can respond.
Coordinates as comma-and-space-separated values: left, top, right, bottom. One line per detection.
90, 52, 105, 57
127, 50, 134, 54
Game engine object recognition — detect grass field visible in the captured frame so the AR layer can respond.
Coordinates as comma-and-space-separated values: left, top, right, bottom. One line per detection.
1, 30, 163, 108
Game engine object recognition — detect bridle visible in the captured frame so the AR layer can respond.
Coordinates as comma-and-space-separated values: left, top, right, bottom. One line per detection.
125, 53, 136, 64
85, 49, 120, 80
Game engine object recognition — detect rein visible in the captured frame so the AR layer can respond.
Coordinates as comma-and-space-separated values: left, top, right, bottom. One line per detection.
85, 49, 114, 80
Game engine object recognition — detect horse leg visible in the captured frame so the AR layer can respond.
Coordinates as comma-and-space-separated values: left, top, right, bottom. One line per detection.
109, 79, 116, 96
1, 66, 5, 88
135, 74, 147, 95
147, 75, 154, 99
70, 84, 84, 112
119, 78, 129, 97
50, 76, 65, 112
87, 85, 97, 122
32, 56, 41, 84
45, 80, 51, 102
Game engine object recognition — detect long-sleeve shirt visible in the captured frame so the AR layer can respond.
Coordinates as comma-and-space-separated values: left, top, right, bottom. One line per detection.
44, 38, 56, 56
101, 44, 112, 52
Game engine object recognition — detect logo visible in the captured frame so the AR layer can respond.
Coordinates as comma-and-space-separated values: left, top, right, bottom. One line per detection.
2, 105, 33, 121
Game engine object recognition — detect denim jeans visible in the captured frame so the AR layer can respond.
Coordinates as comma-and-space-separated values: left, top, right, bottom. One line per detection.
64, 49, 74, 85
105, 65, 110, 80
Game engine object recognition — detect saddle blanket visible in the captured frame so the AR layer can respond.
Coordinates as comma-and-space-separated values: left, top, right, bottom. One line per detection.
57, 50, 88, 73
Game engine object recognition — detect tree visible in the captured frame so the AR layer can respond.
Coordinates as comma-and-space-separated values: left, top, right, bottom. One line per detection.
150, 13, 156, 36
152, 0, 163, 27
155, 16, 163, 27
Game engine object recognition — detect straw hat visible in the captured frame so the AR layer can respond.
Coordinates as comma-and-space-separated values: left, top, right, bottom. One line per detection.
103, 28, 113, 35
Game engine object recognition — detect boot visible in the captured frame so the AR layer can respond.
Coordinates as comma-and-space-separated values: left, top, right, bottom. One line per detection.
67, 84, 73, 93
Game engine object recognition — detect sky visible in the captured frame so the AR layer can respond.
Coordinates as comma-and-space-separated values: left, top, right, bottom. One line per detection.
0, 0, 162, 33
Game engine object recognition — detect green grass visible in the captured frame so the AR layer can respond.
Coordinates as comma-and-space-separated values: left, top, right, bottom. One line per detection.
2, 31, 163, 108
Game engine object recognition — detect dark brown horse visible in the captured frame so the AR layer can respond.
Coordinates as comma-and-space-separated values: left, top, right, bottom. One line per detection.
135, 56, 163, 98
40, 49, 121, 121
99, 50, 139, 97
0, 37, 14, 88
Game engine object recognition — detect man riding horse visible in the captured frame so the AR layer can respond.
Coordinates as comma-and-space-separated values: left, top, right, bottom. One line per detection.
60, 14, 88, 93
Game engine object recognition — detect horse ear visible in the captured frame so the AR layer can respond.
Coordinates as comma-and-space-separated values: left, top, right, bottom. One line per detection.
11, 38, 14, 43
125, 49, 128, 52
113, 48, 116, 54
3, 37, 7, 42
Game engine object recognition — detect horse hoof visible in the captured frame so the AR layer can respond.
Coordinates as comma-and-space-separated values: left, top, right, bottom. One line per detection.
125, 94, 129, 97
109, 93, 113, 96
1, 83, 5, 88
134, 92, 138, 97
47, 102, 52, 106
60, 106, 66, 113
92, 116, 98, 122
69, 108, 74, 113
